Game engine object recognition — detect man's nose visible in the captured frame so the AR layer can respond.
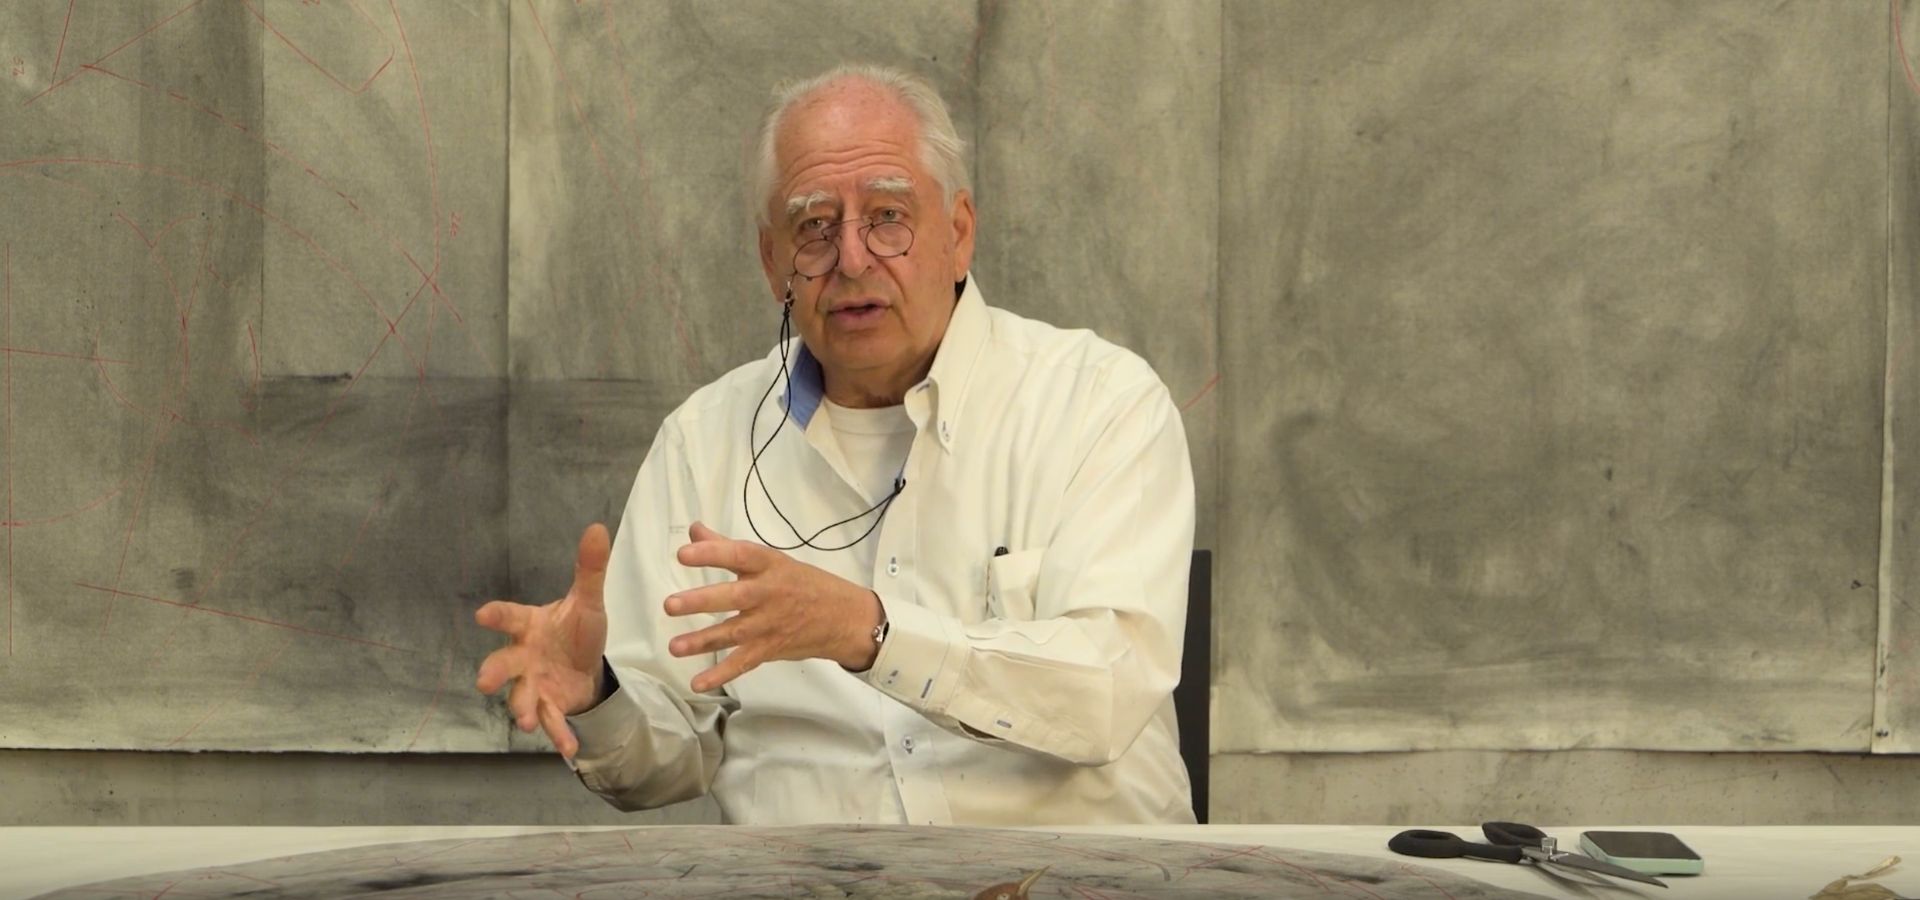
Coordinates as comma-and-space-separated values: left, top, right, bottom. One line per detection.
833, 222, 874, 276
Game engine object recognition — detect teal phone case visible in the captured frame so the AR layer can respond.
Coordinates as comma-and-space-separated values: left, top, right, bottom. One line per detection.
1578, 832, 1704, 876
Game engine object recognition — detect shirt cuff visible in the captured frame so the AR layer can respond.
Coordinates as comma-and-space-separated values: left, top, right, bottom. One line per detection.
860, 593, 967, 715
566, 666, 644, 768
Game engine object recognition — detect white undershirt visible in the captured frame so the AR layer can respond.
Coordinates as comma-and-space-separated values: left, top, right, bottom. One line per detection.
820, 399, 916, 507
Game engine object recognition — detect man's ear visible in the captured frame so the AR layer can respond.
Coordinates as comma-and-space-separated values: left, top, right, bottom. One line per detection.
758, 228, 783, 303
947, 190, 976, 281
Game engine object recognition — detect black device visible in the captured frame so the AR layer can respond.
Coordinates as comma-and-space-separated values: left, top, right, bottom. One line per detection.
1578, 831, 1703, 876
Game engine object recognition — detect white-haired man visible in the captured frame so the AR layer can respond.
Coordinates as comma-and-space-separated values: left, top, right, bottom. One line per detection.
476, 64, 1197, 826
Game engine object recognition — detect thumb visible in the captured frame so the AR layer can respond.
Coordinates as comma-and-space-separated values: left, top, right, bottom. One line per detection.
688, 520, 729, 543
571, 523, 611, 611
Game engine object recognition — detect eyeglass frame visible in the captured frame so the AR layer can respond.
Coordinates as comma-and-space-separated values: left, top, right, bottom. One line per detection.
789, 215, 915, 279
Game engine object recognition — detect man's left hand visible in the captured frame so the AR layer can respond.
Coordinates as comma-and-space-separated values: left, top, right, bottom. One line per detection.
664, 521, 883, 692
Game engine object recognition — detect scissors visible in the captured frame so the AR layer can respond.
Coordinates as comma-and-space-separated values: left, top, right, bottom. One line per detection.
1389, 822, 1667, 888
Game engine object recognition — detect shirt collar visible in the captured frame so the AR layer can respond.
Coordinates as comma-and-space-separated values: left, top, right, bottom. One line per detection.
779, 274, 991, 453
919, 274, 990, 453
779, 340, 827, 428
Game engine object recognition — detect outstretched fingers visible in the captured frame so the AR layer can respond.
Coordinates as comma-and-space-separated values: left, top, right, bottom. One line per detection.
668, 615, 746, 658
539, 698, 577, 759
474, 600, 533, 636
507, 673, 541, 732
677, 521, 771, 575
663, 581, 750, 617
691, 646, 761, 694
475, 644, 526, 695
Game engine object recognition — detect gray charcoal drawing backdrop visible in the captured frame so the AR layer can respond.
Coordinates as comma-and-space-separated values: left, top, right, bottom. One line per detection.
0, 0, 1916, 825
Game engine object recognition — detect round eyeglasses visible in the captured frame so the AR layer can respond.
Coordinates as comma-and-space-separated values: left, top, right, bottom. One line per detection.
792, 216, 914, 278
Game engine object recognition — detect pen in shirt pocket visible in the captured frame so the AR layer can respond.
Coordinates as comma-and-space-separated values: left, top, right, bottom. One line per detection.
985, 546, 1009, 603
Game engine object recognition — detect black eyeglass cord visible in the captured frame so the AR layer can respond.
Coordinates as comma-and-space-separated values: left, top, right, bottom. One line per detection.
741, 293, 906, 552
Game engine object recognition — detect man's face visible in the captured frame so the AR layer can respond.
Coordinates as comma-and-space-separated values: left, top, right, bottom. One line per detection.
758, 81, 975, 403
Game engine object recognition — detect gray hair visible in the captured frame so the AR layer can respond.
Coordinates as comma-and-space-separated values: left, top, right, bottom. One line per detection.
748, 63, 970, 229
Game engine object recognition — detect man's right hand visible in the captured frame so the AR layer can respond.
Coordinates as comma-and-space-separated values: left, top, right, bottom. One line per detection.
474, 523, 611, 759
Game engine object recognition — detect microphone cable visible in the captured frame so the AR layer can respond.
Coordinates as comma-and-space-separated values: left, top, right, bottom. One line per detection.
741, 281, 906, 552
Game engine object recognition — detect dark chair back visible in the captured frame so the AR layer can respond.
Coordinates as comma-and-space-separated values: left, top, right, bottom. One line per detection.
1174, 549, 1211, 823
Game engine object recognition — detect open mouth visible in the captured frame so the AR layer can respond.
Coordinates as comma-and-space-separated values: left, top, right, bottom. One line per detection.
829, 302, 887, 324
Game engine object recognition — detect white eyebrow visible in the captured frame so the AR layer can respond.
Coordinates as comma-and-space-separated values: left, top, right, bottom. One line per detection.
866, 175, 914, 196
784, 177, 916, 219
784, 190, 833, 220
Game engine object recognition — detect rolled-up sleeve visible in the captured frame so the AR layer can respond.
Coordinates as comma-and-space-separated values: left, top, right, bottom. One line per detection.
568, 418, 738, 809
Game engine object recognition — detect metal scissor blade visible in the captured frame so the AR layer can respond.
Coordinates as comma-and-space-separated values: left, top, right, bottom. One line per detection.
1529, 849, 1668, 887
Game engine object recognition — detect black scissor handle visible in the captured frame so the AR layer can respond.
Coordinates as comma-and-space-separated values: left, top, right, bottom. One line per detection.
1389, 830, 1525, 863
1482, 822, 1548, 848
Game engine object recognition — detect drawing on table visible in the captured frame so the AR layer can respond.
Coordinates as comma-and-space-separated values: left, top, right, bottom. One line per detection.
38, 825, 1554, 900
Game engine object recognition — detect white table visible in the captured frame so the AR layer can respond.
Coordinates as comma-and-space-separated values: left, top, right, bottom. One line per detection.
1, 824, 1912, 899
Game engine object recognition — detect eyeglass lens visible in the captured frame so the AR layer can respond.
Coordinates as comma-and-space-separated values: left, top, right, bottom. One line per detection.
793, 220, 913, 278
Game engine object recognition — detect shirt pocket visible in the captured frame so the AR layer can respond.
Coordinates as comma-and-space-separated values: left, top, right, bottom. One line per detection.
986, 549, 1045, 621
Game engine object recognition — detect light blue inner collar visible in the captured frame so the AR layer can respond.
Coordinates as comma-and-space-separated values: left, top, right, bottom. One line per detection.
779, 342, 826, 427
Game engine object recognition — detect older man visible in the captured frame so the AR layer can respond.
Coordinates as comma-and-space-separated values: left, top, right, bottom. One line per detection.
476, 64, 1196, 826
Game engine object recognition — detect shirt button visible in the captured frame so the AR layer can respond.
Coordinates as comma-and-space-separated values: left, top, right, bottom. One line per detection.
886, 557, 899, 577
939, 421, 951, 440
901, 736, 916, 753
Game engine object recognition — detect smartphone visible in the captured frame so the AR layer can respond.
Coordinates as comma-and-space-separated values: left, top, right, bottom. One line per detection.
1579, 831, 1704, 876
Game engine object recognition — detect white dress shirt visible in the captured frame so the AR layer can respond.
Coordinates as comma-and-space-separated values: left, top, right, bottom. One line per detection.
567, 275, 1198, 826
